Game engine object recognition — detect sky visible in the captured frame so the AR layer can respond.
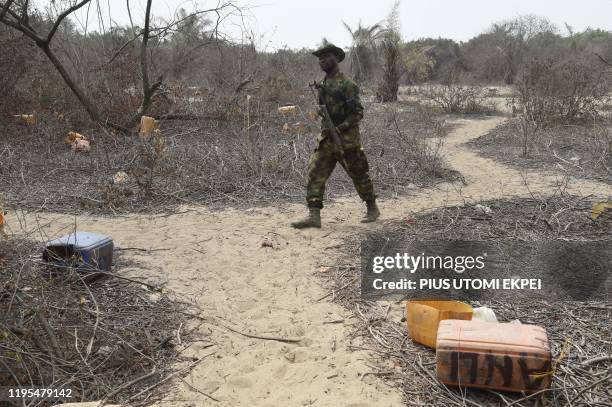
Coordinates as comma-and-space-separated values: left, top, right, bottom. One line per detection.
37, 0, 612, 50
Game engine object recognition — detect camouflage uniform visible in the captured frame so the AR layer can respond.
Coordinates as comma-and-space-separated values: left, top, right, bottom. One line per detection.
306, 72, 376, 208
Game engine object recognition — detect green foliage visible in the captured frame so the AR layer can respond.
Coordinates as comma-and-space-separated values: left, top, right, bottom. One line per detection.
566, 28, 612, 50
343, 21, 388, 83
402, 38, 463, 83
403, 45, 436, 84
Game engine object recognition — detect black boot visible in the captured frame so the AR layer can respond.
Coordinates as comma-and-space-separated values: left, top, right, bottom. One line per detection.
361, 200, 380, 223
291, 208, 322, 229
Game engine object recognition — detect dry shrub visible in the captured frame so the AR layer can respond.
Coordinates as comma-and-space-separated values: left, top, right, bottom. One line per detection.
88, 53, 143, 125
420, 84, 494, 114
1, 97, 459, 213
470, 117, 612, 182
515, 56, 610, 128
196, 93, 243, 122
386, 106, 448, 179
588, 125, 612, 172
0, 28, 53, 118
0, 27, 35, 112
0, 236, 191, 403
131, 130, 167, 195
419, 71, 494, 114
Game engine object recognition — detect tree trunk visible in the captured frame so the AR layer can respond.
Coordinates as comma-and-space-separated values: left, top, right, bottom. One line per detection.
39, 43, 103, 124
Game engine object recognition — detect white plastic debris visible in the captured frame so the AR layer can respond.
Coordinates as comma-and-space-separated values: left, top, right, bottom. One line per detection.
71, 138, 90, 153
97, 345, 113, 356
472, 306, 498, 323
277, 105, 297, 115
474, 204, 493, 215
113, 171, 128, 184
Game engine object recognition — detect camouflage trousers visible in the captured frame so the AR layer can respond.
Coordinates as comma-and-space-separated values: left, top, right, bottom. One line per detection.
306, 137, 376, 209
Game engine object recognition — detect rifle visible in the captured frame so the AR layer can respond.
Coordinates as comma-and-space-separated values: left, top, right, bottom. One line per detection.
309, 81, 346, 163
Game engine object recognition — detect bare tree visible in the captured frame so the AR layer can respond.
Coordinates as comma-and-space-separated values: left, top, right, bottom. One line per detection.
0, 0, 105, 123
132, 0, 160, 124
0, 0, 242, 129
490, 15, 557, 84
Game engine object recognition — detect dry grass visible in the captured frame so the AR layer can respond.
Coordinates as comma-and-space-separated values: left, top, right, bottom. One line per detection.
0, 234, 202, 405
469, 119, 612, 184
0, 100, 459, 214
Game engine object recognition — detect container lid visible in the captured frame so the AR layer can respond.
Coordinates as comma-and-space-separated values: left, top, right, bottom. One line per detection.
46, 232, 112, 251
437, 320, 550, 355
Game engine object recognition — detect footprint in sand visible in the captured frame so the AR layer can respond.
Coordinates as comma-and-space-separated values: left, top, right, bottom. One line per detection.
228, 375, 253, 388
272, 363, 289, 379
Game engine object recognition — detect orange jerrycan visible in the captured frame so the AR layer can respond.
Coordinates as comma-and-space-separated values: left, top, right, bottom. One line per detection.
406, 300, 473, 349
139, 116, 157, 139
436, 320, 552, 393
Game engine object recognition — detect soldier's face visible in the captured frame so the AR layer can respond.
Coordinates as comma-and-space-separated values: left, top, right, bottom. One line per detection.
318, 52, 338, 73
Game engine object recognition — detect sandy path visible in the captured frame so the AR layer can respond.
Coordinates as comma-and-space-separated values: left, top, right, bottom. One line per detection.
8, 116, 612, 407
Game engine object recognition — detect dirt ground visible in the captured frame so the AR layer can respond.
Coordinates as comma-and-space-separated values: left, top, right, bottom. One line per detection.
6, 116, 612, 406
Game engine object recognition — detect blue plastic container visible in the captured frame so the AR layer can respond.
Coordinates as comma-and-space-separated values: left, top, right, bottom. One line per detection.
43, 232, 113, 272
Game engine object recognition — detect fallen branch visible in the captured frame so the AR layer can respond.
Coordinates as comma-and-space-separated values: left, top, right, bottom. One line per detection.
595, 53, 612, 67
317, 276, 359, 302
102, 368, 157, 403
35, 311, 64, 360
213, 321, 302, 344
581, 355, 612, 366
81, 270, 161, 291
567, 373, 612, 405
127, 352, 215, 402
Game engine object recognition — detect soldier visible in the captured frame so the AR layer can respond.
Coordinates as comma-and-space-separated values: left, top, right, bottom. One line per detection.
291, 43, 380, 229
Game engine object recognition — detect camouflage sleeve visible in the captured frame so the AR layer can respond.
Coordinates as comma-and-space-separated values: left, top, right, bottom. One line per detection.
337, 80, 363, 132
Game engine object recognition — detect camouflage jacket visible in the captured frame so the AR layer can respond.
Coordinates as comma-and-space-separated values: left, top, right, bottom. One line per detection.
317, 71, 364, 149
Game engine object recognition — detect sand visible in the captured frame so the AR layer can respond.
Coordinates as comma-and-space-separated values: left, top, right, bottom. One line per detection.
9, 117, 612, 407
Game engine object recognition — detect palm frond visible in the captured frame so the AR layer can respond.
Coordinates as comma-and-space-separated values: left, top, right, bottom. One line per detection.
342, 21, 355, 39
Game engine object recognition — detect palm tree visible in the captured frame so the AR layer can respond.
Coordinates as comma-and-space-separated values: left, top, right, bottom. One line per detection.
379, 31, 401, 101
342, 21, 388, 83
